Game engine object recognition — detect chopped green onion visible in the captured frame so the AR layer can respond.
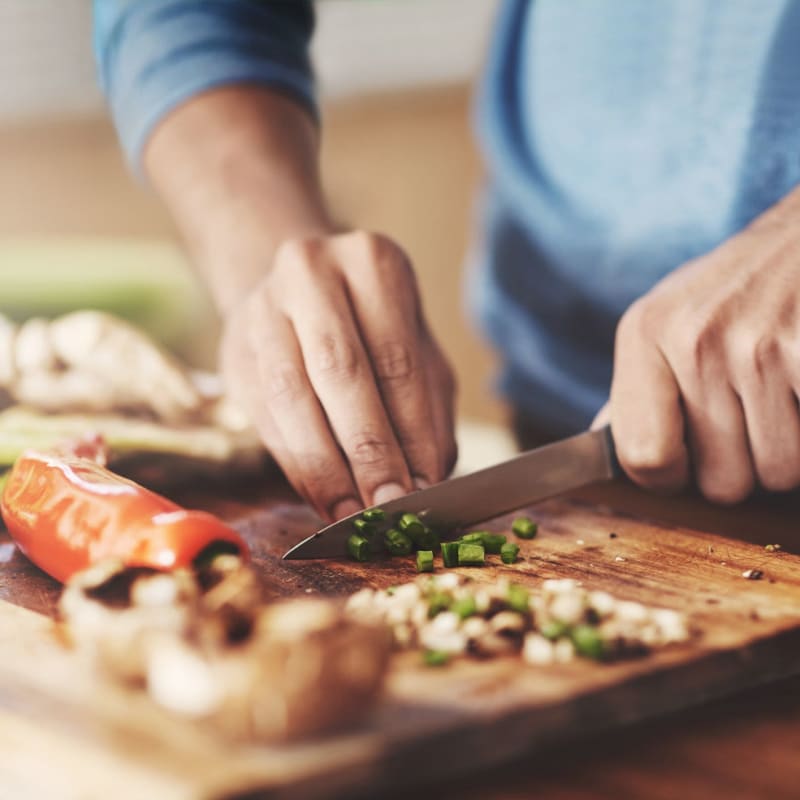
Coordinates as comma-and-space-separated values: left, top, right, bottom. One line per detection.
540, 620, 570, 640
506, 583, 529, 614
480, 532, 507, 554
427, 591, 451, 617
384, 528, 413, 556
399, 512, 426, 537
511, 516, 538, 539
347, 533, 371, 562
452, 595, 477, 619
441, 541, 460, 568
353, 517, 378, 538
416, 550, 435, 573
571, 624, 606, 660
500, 542, 520, 564
460, 531, 507, 554
386, 585, 398, 596
457, 543, 485, 567
423, 649, 450, 667
362, 508, 386, 522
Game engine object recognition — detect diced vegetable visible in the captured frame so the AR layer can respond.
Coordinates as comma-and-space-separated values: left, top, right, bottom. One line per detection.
452, 595, 477, 619
423, 649, 450, 667
347, 534, 371, 562
507, 583, 529, 614
540, 620, 570, 640
416, 550, 435, 573
362, 508, 386, 522
353, 518, 377, 538
481, 533, 507, 554
571, 624, 606, 660
427, 591, 451, 617
500, 542, 520, 564
512, 516, 538, 539
457, 543, 485, 567
384, 528, 413, 556
460, 531, 507, 554
398, 513, 426, 539
441, 541, 460, 568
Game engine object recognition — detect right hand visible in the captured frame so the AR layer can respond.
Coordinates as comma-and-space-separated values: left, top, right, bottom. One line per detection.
220, 230, 458, 521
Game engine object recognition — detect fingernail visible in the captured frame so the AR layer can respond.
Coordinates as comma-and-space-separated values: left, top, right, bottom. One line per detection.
332, 498, 361, 521
372, 482, 406, 506
413, 476, 431, 490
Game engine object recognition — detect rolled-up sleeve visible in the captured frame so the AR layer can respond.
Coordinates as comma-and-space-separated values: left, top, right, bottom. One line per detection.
93, 0, 316, 171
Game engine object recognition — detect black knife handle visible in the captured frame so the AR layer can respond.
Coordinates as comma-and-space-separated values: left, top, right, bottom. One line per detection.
599, 424, 622, 478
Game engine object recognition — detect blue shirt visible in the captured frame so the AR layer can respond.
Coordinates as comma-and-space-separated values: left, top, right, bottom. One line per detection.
94, 0, 800, 436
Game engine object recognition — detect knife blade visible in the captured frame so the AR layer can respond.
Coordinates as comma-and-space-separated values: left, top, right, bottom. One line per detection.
282, 425, 619, 560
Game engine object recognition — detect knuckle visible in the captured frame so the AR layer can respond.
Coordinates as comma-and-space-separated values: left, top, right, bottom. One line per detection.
617, 298, 658, 343
620, 439, 670, 474
670, 317, 717, 371
755, 458, 800, 492
262, 361, 305, 403
345, 232, 411, 286
619, 438, 686, 489
373, 340, 417, 382
313, 334, 361, 380
354, 231, 400, 263
274, 236, 324, 270
739, 333, 780, 381
698, 472, 753, 505
347, 431, 393, 467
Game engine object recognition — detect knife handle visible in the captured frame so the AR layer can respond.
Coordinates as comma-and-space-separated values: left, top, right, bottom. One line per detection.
599, 424, 622, 478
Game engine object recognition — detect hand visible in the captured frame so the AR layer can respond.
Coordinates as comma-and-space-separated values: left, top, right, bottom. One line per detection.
220, 230, 457, 520
605, 191, 800, 502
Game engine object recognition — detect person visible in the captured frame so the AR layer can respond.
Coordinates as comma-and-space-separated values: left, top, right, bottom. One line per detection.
93, 0, 800, 520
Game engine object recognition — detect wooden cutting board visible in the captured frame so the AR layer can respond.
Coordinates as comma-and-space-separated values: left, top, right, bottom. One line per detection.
1, 479, 800, 800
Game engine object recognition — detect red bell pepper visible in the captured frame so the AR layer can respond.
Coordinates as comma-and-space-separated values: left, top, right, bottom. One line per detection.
0, 437, 248, 583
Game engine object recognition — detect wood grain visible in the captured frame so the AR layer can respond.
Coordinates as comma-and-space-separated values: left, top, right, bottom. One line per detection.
1, 478, 800, 799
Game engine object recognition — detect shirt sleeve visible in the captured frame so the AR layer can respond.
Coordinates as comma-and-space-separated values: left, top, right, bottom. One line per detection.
93, 0, 317, 172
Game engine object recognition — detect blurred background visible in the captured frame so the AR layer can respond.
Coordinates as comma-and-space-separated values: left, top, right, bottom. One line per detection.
0, 0, 513, 467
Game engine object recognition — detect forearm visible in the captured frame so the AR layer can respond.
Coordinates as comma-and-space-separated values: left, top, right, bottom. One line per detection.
144, 87, 335, 316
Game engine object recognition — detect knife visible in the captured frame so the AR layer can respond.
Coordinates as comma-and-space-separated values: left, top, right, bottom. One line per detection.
282, 425, 619, 560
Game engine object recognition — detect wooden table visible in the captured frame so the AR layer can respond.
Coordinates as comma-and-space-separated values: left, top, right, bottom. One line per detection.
1, 476, 799, 800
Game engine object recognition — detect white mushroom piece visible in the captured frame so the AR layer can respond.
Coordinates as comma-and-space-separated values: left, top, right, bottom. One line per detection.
0, 310, 203, 423
60, 559, 392, 742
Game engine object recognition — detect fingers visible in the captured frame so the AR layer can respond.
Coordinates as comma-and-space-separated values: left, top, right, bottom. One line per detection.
680, 379, 754, 504
275, 240, 414, 507
735, 337, 800, 492
610, 306, 690, 491
339, 236, 445, 485
247, 302, 364, 520
422, 333, 458, 478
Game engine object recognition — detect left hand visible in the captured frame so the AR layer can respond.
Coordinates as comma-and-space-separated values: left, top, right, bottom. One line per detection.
596, 189, 800, 503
